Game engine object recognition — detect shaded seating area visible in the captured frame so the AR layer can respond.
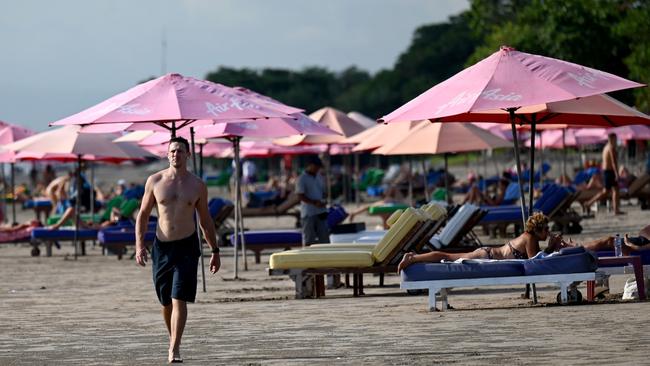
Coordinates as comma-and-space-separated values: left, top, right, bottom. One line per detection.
401, 247, 597, 311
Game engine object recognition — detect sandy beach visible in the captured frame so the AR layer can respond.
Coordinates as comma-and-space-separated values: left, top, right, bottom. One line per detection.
1, 165, 649, 365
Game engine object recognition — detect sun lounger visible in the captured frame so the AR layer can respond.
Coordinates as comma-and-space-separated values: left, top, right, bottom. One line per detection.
230, 230, 303, 264
269, 207, 439, 298
0, 223, 40, 246
401, 247, 597, 311
98, 228, 156, 260
31, 227, 99, 257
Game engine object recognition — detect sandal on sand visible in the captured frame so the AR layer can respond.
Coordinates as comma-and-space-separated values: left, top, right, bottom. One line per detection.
169, 357, 183, 363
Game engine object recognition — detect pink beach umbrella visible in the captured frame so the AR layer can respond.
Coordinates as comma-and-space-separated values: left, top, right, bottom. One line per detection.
0, 123, 36, 223
50, 73, 299, 136
380, 46, 645, 223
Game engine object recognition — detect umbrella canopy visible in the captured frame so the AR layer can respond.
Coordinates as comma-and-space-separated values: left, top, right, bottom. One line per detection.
373, 122, 512, 155
380, 46, 644, 124
50, 73, 298, 133
525, 128, 607, 149
608, 125, 650, 140
5, 125, 156, 160
347, 111, 378, 129
0, 124, 37, 163
349, 120, 422, 152
274, 107, 366, 146
191, 113, 340, 140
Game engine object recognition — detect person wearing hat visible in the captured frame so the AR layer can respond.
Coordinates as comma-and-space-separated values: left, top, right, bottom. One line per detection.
297, 156, 329, 245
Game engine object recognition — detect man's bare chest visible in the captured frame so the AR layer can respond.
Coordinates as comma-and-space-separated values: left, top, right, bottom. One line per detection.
153, 180, 198, 207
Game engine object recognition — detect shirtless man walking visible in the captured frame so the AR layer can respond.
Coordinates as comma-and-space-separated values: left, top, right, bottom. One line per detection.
135, 137, 221, 363
586, 133, 624, 215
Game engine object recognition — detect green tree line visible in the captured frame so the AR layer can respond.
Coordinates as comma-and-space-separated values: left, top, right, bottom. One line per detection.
204, 0, 650, 119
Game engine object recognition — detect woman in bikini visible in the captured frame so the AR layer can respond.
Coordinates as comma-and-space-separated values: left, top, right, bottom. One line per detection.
398, 212, 555, 273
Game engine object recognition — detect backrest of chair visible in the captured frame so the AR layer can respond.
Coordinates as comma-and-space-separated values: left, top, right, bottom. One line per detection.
435, 203, 478, 247
371, 207, 421, 262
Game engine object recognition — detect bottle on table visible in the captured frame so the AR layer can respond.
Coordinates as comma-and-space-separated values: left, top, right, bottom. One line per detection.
614, 234, 623, 257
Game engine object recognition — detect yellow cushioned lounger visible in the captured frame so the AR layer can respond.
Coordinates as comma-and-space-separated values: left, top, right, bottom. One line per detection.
269, 207, 421, 269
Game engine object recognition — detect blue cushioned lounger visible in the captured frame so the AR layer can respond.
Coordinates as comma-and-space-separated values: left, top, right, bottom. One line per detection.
31, 228, 99, 257
98, 229, 156, 260
401, 247, 596, 311
230, 230, 303, 264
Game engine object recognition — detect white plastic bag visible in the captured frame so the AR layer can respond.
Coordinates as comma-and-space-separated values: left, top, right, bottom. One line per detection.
623, 278, 638, 300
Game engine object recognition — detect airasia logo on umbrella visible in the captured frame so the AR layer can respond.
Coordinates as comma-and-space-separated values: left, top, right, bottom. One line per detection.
436, 88, 523, 114
566, 70, 611, 89
205, 98, 262, 117
117, 103, 151, 115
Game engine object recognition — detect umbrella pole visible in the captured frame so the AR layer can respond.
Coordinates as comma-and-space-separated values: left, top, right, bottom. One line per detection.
528, 119, 536, 217
199, 144, 204, 180
509, 110, 527, 228
562, 129, 567, 179
326, 144, 332, 205
90, 162, 96, 249
408, 159, 413, 206
190, 128, 207, 293
90, 162, 95, 221
10, 162, 16, 225
354, 153, 360, 207
171, 121, 177, 138
73, 155, 82, 260
1, 163, 6, 223
235, 137, 248, 271
231, 137, 240, 279
444, 153, 450, 204
422, 158, 429, 202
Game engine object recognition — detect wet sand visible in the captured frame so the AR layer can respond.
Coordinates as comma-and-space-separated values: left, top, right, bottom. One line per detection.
1, 181, 649, 365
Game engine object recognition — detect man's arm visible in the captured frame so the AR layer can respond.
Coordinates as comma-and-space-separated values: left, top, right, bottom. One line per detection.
135, 176, 155, 267
196, 181, 221, 274
296, 176, 324, 207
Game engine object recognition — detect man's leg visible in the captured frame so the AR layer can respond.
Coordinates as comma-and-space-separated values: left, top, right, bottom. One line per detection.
302, 216, 316, 246
162, 304, 172, 334
50, 206, 76, 229
169, 299, 187, 362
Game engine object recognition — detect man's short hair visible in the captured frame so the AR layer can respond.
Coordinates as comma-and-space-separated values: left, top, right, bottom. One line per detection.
168, 136, 190, 152
608, 132, 617, 140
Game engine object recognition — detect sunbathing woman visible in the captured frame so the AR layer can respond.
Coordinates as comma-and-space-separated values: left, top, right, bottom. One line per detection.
398, 212, 553, 273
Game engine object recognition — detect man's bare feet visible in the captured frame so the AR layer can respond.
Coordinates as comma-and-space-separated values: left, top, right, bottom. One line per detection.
397, 252, 415, 274
169, 349, 182, 363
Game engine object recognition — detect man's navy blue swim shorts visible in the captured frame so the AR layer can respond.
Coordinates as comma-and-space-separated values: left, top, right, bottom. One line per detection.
151, 232, 201, 306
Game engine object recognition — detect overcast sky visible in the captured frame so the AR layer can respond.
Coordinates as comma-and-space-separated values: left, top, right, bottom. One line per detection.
0, 0, 469, 131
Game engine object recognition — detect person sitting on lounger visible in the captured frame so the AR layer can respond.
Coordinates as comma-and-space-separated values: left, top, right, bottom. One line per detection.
397, 212, 552, 273
347, 185, 404, 222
